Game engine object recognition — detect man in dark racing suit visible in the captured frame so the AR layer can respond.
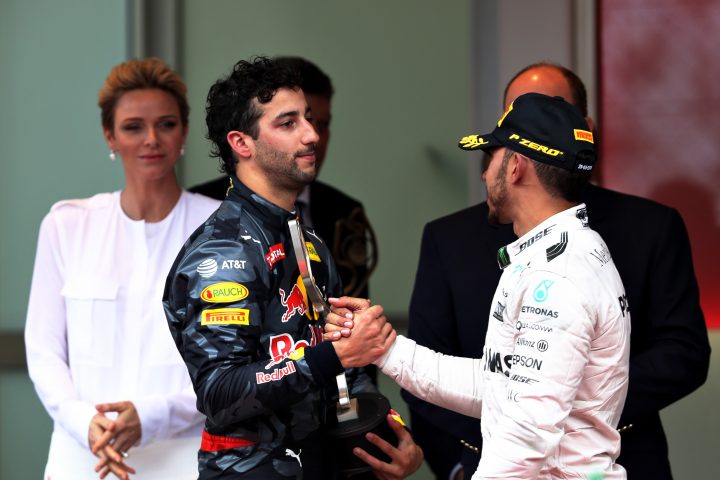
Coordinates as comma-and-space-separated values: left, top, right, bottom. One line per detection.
163, 57, 421, 479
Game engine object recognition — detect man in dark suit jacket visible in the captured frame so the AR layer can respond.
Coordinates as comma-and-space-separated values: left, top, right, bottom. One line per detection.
403, 63, 710, 479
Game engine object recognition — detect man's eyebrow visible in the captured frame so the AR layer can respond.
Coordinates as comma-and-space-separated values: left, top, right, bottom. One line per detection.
273, 110, 301, 122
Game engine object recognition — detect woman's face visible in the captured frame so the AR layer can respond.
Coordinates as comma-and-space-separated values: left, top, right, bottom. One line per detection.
104, 88, 187, 183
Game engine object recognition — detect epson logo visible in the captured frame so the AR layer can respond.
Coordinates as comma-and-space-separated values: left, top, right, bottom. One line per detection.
483, 348, 544, 375
511, 354, 543, 370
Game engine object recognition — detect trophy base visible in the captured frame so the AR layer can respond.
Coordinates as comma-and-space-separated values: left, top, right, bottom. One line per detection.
324, 392, 397, 476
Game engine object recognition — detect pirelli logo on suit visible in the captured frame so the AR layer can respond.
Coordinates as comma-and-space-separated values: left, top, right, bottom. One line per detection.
201, 308, 250, 326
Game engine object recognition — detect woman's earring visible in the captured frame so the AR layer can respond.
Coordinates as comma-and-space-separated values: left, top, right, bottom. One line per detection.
180, 145, 186, 157
109, 150, 117, 161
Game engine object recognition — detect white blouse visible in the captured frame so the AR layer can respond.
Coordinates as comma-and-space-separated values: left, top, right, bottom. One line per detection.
25, 190, 220, 479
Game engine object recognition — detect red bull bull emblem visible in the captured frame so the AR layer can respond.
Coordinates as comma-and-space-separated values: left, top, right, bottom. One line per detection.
279, 284, 307, 322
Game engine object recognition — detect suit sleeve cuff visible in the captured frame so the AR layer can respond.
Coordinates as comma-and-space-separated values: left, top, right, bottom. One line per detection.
305, 341, 344, 386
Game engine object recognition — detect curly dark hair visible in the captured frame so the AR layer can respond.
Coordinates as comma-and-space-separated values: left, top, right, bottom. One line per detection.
205, 56, 302, 174
274, 56, 334, 99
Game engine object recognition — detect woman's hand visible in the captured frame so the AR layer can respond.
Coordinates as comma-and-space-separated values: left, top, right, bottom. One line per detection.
90, 401, 142, 479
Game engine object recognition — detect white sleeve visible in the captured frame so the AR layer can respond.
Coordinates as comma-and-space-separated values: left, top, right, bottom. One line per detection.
24, 212, 96, 449
133, 385, 203, 446
376, 335, 483, 418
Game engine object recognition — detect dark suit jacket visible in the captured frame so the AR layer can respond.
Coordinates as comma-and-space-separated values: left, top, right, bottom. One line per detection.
403, 183, 710, 479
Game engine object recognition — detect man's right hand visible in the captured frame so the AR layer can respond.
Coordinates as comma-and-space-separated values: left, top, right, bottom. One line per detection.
327, 299, 396, 368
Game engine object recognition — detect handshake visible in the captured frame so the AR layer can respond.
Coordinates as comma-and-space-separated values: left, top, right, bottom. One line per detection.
324, 297, 397, 368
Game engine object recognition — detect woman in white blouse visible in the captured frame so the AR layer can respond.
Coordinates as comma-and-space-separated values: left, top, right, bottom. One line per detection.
24, 58, 220, 480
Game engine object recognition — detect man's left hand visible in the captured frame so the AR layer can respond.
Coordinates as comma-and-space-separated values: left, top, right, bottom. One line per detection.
354, 414, 424, 480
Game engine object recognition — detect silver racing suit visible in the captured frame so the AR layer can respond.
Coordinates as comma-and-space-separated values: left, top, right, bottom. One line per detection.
378, 204, 630, 479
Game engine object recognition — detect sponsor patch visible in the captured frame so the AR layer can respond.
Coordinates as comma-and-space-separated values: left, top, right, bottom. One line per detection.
197, 258, 218, 278
266, 329, 321, 368
574, 129, 594, 143
256, 362, 296, 384
521, 305, 558, 318
508, 133, 563, 157
517, 226, 554, 252
222, 260, 247, 270
201, 282, 249, 303
590, 246, 612, 266
516, 321, 554, 333
306, 242, 321, 262
279, 276, 318, 322
266, 243, 286, 269
533, 280, 554, 302
492, 301, 505, 322
458, 134, 490, 150
201, 308, 250, 326
510, 374, 539, 384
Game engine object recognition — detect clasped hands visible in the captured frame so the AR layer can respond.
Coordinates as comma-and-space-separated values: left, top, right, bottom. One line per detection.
88, 401, 141, 479
325, 297, 397, 368
325, 297, 423, 479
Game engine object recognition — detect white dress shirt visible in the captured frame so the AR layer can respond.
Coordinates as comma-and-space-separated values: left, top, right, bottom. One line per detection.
25, 190, 220, 479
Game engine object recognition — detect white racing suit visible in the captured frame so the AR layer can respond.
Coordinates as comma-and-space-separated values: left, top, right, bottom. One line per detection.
379, 204, 630, 479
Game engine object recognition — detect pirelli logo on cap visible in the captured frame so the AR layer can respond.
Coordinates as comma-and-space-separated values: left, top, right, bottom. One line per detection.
459, 135, 489, 150
574, 129, 594, 144
201, 308, 250, 326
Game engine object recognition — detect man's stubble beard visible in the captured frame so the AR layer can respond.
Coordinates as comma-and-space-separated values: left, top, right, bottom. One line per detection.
487, 156, 510, 226
255, 140, 317, 192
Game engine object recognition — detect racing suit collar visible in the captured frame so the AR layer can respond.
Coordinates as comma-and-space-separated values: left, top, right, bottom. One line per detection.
497, 203, 589, 269
227, 175, 297, 230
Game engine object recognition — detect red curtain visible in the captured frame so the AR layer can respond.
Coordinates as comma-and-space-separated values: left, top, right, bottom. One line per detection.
599, 0, 720, 328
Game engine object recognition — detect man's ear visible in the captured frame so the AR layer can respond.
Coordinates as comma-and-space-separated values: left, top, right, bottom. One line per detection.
227, 130, 254, 159
509, 153, 529, 184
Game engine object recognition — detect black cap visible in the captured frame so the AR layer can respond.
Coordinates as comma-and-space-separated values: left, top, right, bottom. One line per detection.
458, 93, 596, 173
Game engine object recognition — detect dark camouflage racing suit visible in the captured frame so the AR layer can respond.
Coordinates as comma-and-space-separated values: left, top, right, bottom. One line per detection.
163, 177, 374, 479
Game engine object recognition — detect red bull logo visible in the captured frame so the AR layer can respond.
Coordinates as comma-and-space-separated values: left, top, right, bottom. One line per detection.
256, 362, 296, 384
279, 284, 307, 322
279, 275, 317, 322
265, 329, 322, 369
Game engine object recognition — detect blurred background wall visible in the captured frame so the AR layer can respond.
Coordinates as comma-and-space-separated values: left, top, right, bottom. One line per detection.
0, 1, 717, 478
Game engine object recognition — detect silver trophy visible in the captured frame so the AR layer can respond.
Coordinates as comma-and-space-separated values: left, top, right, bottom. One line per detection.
288, 218, 396, 475
288, 218, 358, 421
